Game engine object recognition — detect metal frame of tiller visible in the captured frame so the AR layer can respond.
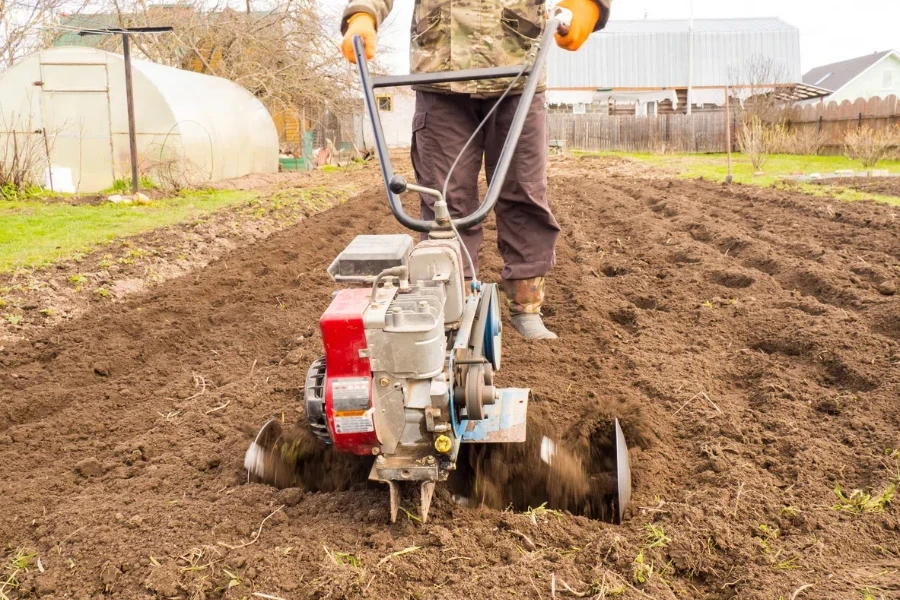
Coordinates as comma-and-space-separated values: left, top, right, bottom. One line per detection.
353, 9, 571, 237
339, 9, 632, 524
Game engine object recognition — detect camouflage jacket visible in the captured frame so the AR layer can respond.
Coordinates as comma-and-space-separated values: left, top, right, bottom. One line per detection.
342, 0, 611, 96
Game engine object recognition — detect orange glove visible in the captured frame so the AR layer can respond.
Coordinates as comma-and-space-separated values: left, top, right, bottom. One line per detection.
341, 13, 377, 64
555, 0, 601, 51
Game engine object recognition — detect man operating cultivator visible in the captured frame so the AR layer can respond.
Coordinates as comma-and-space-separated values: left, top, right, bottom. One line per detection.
343, 0, 611, 340
245, 0, 632, 523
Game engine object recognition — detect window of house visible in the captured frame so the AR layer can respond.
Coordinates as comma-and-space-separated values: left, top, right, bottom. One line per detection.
572, 102, 586, 115
377, 95, 393, 112
884, 70, 894, 90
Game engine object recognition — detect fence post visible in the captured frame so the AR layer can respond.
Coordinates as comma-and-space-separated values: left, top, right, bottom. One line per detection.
858, 112, 863, 131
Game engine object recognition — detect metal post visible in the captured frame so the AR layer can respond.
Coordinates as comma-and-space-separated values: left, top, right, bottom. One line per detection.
122, 33, 139, 196
724, 86, 733, 184
686, 0, 694, 116
41, 127, 54, 192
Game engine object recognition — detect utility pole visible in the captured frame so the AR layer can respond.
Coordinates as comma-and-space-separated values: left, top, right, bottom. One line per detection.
78, 27, 172, 197
686, 0, 694, 116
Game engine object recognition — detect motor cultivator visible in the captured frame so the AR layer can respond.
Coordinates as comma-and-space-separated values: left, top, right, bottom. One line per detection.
245, 8, 632, 523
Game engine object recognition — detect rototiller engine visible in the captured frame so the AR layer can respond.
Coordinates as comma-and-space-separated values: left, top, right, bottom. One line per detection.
245, 8, 632, 523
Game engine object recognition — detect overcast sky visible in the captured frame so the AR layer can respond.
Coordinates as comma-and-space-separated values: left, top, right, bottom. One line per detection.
373, 0, 899, 75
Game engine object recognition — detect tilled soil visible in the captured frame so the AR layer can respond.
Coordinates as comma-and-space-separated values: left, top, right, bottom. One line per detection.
0, 169, 363, 344
2, 157, 899, 600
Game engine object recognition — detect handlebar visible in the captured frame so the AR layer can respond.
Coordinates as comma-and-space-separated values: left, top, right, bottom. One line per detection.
354, 9, 571, 233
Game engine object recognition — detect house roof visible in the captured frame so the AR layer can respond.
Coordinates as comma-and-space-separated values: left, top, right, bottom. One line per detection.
802, 50, 897, 92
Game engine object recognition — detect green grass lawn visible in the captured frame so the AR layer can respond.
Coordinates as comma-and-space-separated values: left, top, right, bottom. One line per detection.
580, 152, 900, 206
0, 190, 256, 273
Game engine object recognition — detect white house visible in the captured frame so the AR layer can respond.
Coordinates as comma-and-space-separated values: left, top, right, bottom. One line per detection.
362, 86, 416, 148
802, 50, 900, 104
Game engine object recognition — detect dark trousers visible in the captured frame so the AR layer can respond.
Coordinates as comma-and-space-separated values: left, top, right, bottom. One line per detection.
410, 90, 559, 280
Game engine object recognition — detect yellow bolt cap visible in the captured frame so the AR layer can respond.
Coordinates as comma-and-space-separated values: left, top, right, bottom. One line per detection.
434, 435, 452, 454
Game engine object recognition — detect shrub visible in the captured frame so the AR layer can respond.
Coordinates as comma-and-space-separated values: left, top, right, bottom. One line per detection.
737, 115, 785, 172
843, 125, 895, 168
777, 127, 824, 156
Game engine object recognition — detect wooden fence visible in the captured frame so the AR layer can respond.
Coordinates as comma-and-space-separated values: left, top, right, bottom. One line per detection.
785, 94, 900, 154
548, 113, 729, 153
549, 95, 900, 155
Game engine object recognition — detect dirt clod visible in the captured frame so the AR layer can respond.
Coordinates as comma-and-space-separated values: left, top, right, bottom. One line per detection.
143, 566, 180, 597
92, 362, 110, 377
877, 279, 896, 296
74, 457, 105, 477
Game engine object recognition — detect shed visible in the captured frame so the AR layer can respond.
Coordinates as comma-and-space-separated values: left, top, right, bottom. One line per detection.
0, 47, 278, 193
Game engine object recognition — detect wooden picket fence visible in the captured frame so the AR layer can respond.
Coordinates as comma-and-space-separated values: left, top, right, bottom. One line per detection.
785, 94, 900, 154
549, 95, 900, 155
547, 112, 729, 153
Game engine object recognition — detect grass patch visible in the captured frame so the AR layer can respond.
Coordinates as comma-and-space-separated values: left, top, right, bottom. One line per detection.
578, 151, 900, 205
832, 482, 896, 514
324, 546, 362, 568
101, 176, 158, 194
2, 547, 38, 599
0, 189, 256, 273
631, 549, 653, 584
643, 523, 671, 549
524, 502, 564, 522
579, 151, 900, 185
1, 183, 71, 202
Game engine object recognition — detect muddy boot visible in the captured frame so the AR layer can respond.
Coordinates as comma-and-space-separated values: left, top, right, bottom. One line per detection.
503, 277, 558, 340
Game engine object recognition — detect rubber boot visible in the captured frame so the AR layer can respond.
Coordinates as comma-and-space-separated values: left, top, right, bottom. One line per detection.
502, 277, 558, 340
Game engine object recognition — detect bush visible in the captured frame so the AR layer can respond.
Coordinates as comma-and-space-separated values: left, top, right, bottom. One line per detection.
737, 115, 785, 172
1, 111, 61, 199
1, 129, 44, 198
777, 127, 824, 156
843, 125, 896, 168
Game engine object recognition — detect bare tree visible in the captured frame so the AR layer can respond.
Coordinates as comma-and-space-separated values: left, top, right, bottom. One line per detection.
58, 0, 363, 149
728, 55, 792, 169
1, 0, 90, 72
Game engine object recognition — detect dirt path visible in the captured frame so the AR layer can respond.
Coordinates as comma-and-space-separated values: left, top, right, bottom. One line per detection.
1, 157, 899, 600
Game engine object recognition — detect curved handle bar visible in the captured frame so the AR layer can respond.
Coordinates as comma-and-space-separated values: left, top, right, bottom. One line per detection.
354, 15, 567, 232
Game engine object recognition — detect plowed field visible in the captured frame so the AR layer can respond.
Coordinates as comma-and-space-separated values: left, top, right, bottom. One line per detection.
2, 156, 899, 600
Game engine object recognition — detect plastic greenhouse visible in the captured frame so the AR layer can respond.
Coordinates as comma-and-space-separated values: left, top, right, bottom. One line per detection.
0, 47, 278, 193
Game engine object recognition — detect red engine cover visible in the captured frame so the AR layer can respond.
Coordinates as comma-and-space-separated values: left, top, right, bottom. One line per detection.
320, 288, 379, 455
